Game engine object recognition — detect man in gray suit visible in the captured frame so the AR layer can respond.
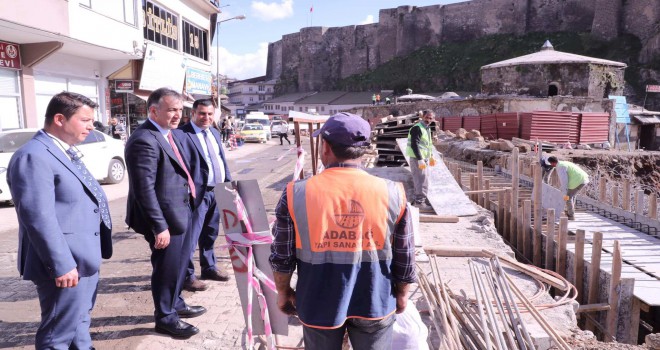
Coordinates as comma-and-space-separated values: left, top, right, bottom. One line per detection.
8, 92, 113, 349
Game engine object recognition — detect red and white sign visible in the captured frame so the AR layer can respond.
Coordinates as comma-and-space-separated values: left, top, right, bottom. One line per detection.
0, 41, 21, 70
646, 85, 660, 93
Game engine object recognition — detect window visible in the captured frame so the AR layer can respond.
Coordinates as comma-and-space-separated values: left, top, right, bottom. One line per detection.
82, 0, 136, 25
289, 106, 294, 111
182, 19, 209, 60
0, 69, 23, 130
249, 87, 253, 92
258, 85, 264, 91
143, 0, 179, 50
321, 106, 325, 112
259, 95, 265, 101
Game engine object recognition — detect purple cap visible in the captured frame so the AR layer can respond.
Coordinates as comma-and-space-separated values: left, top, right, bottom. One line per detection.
312, 112, 371, 147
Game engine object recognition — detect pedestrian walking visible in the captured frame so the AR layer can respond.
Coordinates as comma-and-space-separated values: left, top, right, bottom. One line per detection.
221, 118, 230, 143
109, 117, 125, 140
372, 93, 376, 105
7, 92, 113, 349
547, 156, 589, 220
125, 87, 205, 339
385, 96, 391, 105
270, 112, 416, 350
376, 93, 381, 105
175, 99, 233, 292
406, 109, 437, 210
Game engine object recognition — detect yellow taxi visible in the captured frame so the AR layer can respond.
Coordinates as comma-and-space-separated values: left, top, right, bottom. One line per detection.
239, 123, 268, 143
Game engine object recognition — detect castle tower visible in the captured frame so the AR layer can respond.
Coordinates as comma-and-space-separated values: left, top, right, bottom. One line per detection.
591, 0, 623, 41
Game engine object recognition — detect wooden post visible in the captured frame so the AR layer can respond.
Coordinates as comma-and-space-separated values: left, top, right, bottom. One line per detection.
606, 240, 622, 342
650, 194, 658, 219
622, 179, 631, 211
523, 200, 532, 260
308, 122, 317, 175
635, 190, 644, 215
484, 179, 491, 210
612, 185, 620, 208
456, 168, 463, 188
477, 161, 484, 207
510, 148, 519, 252
574, 230, 586, 303
545, 209, 555, 271
556, 217, 568, 278
533, 165, 543, 266
630, 298, 642, 345
498, 190, 505, 234
504, 189, 511, 242
470, 174, 477, 202
599, 176, 607, 202
294, 122, 304, 179
586, 231, 603, 332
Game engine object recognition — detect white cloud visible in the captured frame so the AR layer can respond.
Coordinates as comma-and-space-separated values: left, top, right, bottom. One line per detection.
216, 42, 269, 80
251, 0, 294, 21
359, 15, 375, 25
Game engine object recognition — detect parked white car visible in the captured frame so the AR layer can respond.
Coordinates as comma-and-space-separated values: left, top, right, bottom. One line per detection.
0, 129, 126, 204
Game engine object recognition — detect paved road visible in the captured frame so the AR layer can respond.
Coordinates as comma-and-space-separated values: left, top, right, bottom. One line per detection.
0, 138, 304, 349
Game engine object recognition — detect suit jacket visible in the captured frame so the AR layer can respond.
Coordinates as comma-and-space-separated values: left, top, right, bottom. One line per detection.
125, 120, 192, 236
174, 124, 232, 208
8, 131, 112, 281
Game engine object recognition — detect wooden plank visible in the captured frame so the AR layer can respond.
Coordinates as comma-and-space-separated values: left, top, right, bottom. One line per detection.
523, 200, 532, 260
477, 161, 484, 207
464, 188, 509, 194
504, 189, 511, 242
482, 249, 569, 291
577, 303, 610, 313
612, 185, 620, 208
556, 217, 568, 278
456, 167, 462, 188
599, 176, 607, 202
649, 194, 657, 219
497, 190, 505, 234
545, 208, 556, 271
586, 231, 603, 332
423, 246, 488, 257
533, 165, 543, 266
510, 148, 519, 251
606, 240, 622, 342
574, 229, 586, 303
630, 298, 641, 345
622, 179, 631, 211
419, 214, 459, 223
484, 179, 491, 209
635, 190, 644, 216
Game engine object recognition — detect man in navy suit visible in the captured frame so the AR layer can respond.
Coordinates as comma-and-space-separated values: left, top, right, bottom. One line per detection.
125, 87, 205, 339
8, 92, 113, 349
175, 99, 232, 292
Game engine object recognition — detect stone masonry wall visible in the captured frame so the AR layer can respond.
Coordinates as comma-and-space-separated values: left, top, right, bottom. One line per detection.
268, 0, 660, 93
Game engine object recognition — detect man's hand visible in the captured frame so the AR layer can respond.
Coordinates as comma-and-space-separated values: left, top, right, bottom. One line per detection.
55, 268, 79, 288
154, 229, 171, 249
396, 295, 408, 314
429, 157, 437, 167
277, 286, 297, 316
418, 160, 427, 170
563, 195, 570, 201
393, 282, 411, 314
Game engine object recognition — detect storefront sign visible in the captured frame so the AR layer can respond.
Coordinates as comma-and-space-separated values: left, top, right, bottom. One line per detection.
0, 41, 21, 70
646, 85, 660, 93
185, 67, 212, 95
139, 42, 186, 92
115, 80, 134, 93
142, 0, 178, 50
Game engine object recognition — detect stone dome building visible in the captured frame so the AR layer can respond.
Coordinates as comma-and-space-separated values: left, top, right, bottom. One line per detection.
480, 41, 626, 98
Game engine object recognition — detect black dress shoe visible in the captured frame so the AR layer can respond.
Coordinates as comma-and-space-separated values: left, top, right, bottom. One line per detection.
155, 320, 199, 339
201, 268, 230, 282
177, 305, 207, 318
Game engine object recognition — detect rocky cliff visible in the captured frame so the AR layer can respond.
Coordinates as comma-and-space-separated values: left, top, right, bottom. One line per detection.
267, 0, 660, 97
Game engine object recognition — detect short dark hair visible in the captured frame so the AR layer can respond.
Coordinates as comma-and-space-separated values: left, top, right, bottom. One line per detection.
548, 156, 559, 164
192, 99, 214, 110
44, 92, 98, 126
324, 137, 367, 161
422, 109, 435, 117
147, 87, 182, 110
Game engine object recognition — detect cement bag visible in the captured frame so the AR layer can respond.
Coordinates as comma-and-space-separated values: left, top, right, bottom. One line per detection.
392, 302, 429, 350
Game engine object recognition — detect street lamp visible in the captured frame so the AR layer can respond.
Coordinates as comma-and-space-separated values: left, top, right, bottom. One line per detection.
215, 14, 246, 112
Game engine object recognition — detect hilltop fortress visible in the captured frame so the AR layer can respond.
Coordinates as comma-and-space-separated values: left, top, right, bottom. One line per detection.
266, 0, 659, 94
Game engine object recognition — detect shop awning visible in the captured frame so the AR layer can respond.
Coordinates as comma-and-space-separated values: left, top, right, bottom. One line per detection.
130, 90, 150, 102
632, 115, 660, 125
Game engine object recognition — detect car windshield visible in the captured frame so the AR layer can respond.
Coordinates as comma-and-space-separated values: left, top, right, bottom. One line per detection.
243, 125, 263, 131
0, 131, 35, 153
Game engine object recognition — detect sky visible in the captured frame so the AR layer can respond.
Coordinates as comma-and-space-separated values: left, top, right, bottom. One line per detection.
214, 0, 462, 80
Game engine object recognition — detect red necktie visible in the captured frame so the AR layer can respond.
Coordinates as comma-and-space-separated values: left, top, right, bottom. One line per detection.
167, 132, 196, 198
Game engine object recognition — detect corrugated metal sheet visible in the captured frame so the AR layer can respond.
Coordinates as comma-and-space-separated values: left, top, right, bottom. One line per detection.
444, 116, 463, 132
496, 113, 519, 140
463, 116, 481, 132
480, 114, 498, 139
520, 111, 571, 144
569, 113, 580, 144
579, 112, 609, 144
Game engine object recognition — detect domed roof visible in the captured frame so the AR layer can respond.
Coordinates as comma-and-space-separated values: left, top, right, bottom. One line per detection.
481, 40, 626, 69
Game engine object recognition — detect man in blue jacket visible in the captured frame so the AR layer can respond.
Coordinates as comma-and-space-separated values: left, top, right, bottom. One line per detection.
8, 92, 113, 349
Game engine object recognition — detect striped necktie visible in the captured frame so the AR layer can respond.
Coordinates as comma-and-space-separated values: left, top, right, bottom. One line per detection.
66, 148, 112, 228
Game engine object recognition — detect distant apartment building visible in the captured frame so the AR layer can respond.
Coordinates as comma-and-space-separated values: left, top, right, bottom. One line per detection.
225, 76, 275, 118
0, 0, 219, 131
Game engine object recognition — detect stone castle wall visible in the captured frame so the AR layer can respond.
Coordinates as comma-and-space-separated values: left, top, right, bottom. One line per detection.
267, 0, 660, 93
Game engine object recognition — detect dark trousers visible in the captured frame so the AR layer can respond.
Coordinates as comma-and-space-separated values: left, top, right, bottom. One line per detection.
34, 272, 99, 349
221, 130, 228, 143
187, 190, 220, 280
279, 133, 291, 145
303, 315, 395, 350
146, 220, 193, 326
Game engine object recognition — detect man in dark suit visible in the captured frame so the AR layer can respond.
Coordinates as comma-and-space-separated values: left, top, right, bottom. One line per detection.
175, 99, 232, 292
8, 92, 113, 349
125, 87, 205, 339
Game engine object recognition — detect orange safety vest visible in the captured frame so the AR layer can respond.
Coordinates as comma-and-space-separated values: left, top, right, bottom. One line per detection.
287, 167, 406, 328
